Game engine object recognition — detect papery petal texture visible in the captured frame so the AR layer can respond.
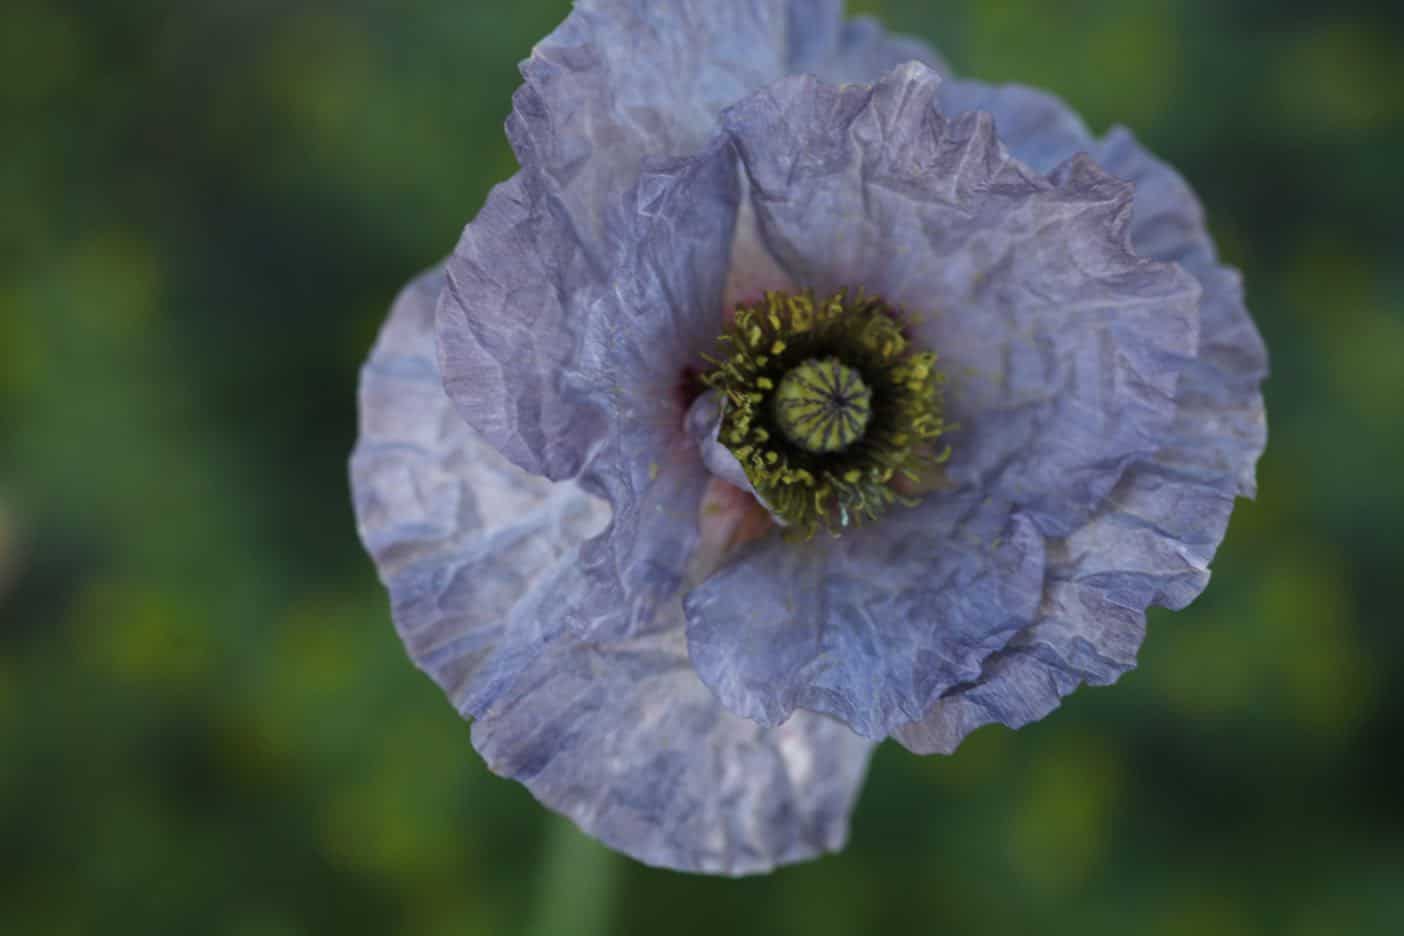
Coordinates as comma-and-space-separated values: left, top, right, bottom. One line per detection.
438, 172, 608, 481
351, 270, 610, 718
351, 269, 874, 874
473, 613, 875, 876
557, 142, 743, 638
507, 0, 945, 248
685, 492, 1045, 739
439, 154, 727, 639
936, 81, 1095, 177
895, 83, 1268, 754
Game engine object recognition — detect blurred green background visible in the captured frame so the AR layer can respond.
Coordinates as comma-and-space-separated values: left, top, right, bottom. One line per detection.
2, 0, 1401, 933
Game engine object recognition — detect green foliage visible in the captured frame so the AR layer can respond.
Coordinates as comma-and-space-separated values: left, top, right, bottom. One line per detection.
2, 1, 1401, 933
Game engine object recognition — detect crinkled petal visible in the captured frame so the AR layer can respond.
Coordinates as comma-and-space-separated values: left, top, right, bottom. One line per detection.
936, 82, 1268, 495
936, 80, 1094, 175
508, 1, 826, 249
729, 7, 950, 310
686, 390, 758, 497
438, 171, 610, 481
561, 142, 745, 637
684, 492, 1045, 739
351, 269, 610, 718
446, 136, 745, 640
723, 63, 1201, 539
472, 612, 875, 875
896, 93, 1268, 755
508, 1, 938, 246
1093, 129, 1268, 500
893, 468, 1235, 754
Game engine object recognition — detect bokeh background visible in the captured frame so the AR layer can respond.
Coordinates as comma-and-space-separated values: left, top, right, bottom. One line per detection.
3, 0, 1401, 933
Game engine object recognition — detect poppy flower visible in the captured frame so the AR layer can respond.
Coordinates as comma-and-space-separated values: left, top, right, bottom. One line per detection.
351, 0, 1267, 875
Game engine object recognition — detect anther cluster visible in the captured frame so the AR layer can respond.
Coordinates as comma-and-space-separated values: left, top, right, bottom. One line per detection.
702, 289, 948, 536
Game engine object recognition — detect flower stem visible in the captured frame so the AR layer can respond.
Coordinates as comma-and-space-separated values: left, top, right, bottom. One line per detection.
525, 818, 620, 936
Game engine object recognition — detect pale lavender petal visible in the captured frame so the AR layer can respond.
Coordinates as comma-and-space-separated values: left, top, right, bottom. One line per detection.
937, 80, 1093, 174
472, 611, 875, 875
685, 390, 756, 497
937, 85, 1269, 495
508, 0, 843, 251
1093, 128, 1269, 500
438, 172, 610, 481
895, 96, 1268, 755
350, 269, 610, 718
684, 492, 1045, 739
511, 1, 937, 241
562, 142, 744, 637
442, 143, 742, 638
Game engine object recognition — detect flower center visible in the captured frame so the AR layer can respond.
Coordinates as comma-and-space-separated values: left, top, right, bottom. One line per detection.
700, 289, 948, 537
774, 357, 872, 454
